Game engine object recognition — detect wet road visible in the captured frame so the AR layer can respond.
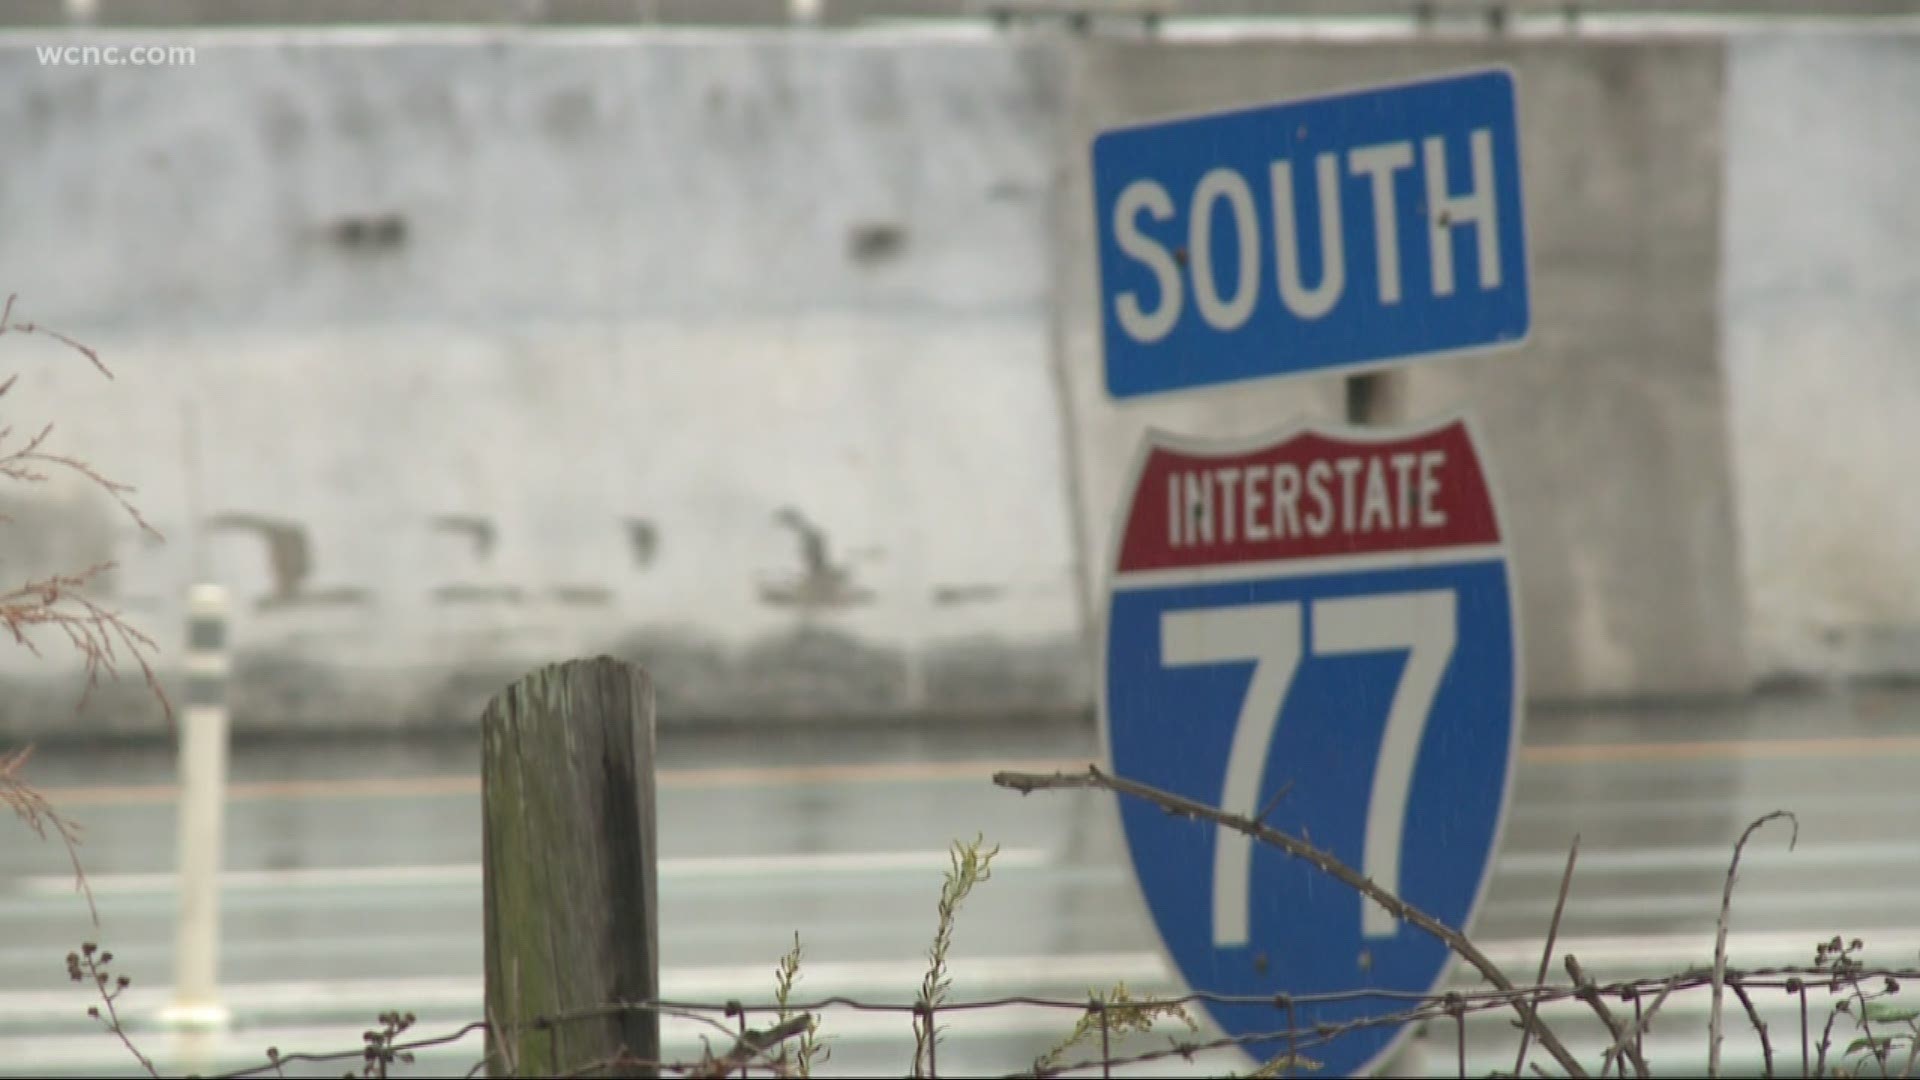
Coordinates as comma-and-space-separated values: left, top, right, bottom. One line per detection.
1, 685, 1917, 1077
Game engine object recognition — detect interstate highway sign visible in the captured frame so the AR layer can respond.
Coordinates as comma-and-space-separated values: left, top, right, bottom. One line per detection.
1100, 415, 1520, 1075
1092, 67, 1530, 399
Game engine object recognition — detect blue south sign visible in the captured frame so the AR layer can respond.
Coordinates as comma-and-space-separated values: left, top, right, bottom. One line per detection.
1100, 415, 1522, 1076
1092, 68, 1531, 399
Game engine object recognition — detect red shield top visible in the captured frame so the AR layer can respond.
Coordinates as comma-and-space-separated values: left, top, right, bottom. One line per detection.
1115, 418, 1502, 574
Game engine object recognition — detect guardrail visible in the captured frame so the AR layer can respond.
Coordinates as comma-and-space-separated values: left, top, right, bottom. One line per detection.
15, 0, 1920, 28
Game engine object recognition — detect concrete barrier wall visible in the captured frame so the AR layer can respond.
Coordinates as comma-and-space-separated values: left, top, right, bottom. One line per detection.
0, 32, 1088, 734
1723, 32, 1920, 682
0, 25, 1912, 736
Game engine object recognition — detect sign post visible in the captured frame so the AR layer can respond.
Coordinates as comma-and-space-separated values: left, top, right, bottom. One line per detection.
1090, 66, 1532, 1075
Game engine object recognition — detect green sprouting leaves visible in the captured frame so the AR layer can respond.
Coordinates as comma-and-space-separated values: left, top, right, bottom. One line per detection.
772, 931, 826, 1077
912, 834, 1000, 1078
1866, 1002, 1920, 1026
1031, 981, 1203, 1075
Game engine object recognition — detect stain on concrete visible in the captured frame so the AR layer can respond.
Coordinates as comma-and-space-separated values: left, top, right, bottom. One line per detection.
847, 221, 908, 267
923, 633, 1089, 711
206, 514, 374, 611
1820, 622, 1920, 679
758, 506, 874, 612
0, 623, 1094, 740
18, 87, 54, 146
430, 513, 496, 562
207, 512, 312, 603
400, 81, 457, 130
412, 659, 543, 730
230, 647, 362, 727
985, 179, 1035, 203
623, 517, 659, 568
431, 584, 525, 605
257, 586, 372, 611
30, 75, 102, 130
542, 86, 597, 140
604, 625, 734, 717
259, 93, 309, 157
931, 584, 1004, 606
552, 585, 613, 606
732, 625, 910, 717
329, 212, 408, 251
0, 485, 124, 597
0, 671, 167, 740
846, 56, 908, 128
330, 91, 382, 143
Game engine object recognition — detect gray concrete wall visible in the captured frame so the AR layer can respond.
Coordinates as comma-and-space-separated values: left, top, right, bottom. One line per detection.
0, 31, 1086, 735
0, 25, 1913, 737
1723, 32, 1920, 682
1052, 34, 1751, 702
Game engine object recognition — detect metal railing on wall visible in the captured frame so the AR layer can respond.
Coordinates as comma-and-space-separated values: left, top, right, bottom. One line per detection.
18, 0, 1920, 29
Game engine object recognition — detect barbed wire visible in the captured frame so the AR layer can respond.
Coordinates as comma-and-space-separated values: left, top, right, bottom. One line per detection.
47, 767, 1919, 1080
162, 959, 1920, 1080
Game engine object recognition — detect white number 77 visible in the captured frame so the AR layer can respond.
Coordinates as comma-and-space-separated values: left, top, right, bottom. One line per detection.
1161, 589, 1457, 948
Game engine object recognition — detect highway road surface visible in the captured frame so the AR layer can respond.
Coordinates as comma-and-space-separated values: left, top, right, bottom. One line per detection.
1, 684, 1917, 1077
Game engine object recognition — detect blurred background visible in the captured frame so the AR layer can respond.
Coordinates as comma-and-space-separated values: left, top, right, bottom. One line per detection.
0, 1, 1916, 1075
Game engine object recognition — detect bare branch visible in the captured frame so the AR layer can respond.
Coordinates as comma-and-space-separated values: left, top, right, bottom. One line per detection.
2, 747, 96, 923
1567, 953, 1648, 1080
684, 1014, 814, 1079
1515, 834, 1579, 1078
0, 566, 174, 732
993, 765, 1589, 1079
1727, 977, 1775, 1079
67, 943, 158, 1078
1712, 811, 1798, 1078
0, 293, 111, 378
1599, 978, 1677, 1078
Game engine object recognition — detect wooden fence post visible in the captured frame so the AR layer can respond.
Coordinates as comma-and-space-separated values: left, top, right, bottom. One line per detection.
482, 657, 660, 1077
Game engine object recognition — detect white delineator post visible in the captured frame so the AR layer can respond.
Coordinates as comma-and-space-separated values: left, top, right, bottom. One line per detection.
162, 584, 232, 1029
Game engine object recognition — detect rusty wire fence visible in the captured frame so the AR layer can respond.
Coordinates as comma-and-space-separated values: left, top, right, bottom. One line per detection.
70, 957, 1920, 1078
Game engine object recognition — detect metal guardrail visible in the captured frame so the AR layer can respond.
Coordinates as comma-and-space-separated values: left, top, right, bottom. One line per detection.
10, 0, 1920, 28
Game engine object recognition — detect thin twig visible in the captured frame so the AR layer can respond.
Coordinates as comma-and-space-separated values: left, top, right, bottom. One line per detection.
1598, 978, 1677, 1078
1255, 779, 1295, 824
685, 1014, 814, 1079
1, 746, 96, 923
0, 564, 174, 731
0, 293, 112, 378
1712, 811, 1798, 1078
68, 944, 158, 1078
993, 765, 1589, 1078
1726, 977, 1775, 1078
1515, 834, 1579, 1078
1567, 954, 1648, 1080
1815, 997, 1843, 1079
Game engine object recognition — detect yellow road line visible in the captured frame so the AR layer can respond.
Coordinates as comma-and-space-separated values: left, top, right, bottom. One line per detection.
29, 734, 1920, 809
31, 758, 1081, 808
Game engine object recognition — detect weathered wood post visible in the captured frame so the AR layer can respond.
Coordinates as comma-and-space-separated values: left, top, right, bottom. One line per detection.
482, 657, 660, 1077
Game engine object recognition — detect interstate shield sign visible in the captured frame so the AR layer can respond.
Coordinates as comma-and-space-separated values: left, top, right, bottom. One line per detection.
1100, 415, 1521, 1076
